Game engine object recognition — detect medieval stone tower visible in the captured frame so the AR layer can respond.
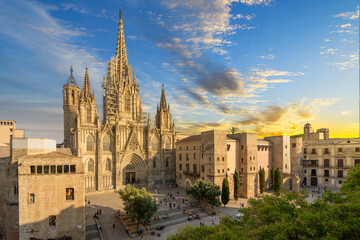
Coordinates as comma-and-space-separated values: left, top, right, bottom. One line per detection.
62, 10, 176, 191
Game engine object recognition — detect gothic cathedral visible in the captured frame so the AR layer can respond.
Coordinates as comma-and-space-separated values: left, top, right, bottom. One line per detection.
62, 11, 176, 191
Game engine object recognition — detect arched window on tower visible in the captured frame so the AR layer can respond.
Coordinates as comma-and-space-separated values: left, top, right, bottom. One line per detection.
153, 158, 157, 168
166, 157, 169, 168
87, 159, 94, 172
165, 137, 171, 149
103, 134, 111, 151
125, 94, 130, 112
152, 137, 158, 151
72, 90, 75, 105
86, 135, 94, 151
105, 159, 111, 171
87, 108, 91, 123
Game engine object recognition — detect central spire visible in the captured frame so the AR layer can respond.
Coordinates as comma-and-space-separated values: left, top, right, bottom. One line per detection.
160, 84, 167, 109
115, 9, 129, 80
81, 67, 93, 101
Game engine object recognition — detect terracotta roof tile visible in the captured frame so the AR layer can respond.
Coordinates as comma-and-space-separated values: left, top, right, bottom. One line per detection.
177, 135, 201, 143
21, 151, 76, 159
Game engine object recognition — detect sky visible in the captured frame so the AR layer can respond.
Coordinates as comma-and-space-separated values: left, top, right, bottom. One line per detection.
0, 0, 358, 143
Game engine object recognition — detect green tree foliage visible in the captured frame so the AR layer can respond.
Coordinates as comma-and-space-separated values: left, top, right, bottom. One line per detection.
270, 166, 275, 190
119, 185, 158, 227
227, 127, 240, 134
221, 178, 230, 207
233, 170, 240, 202
186, 179, 221, 207
259, 167, 265, 194
274, 168, 282, 193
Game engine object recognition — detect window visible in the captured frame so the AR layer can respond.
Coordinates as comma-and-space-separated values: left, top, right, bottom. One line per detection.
202, 144, 204, 149
337, 159, 343, 168
311, 169, 316, 176
338, 180, 342, 184
250, 156, 252, 160
88, 160, 94, 172
14, 186, 18, 195
193, 146, 195, 150
217, 157, 219, 161
66, 188, 74, 200
311, 148, 316, 154
218, 169, 220, 173
180, 147, 182, 150
304, 148, 307, 154
193, 153, 196, 159
241, 145, 244, 150
179, 164, 182, 171
356, 148, 360, 153
186, 153, 189, 161
241, 168, 243, 173
338, 148, 342, 153
63, 165, 69, 173
86, 135, 94, 151
193, 164, 197, 173
292, 143, 296, 148
227, 144, 231, 151
44, 165, 49, 174
209, 157, 211, 162
30, 166, 35, 174
241, 158, 243, 163
179, 153, 182, 161
325, 178, 329, 182
70, 165, 76, 173
202, 165, 205, 172
338, 170, 343, 178
285, 145, 287, 149
87, 108, 91, 123
166, 158, 169, 168
285, 164, 288, 169
106, 159, 111, 171
355, 159, 360, 165
304, 170, 307, 173
165, 138, 171, 149
29, 194, 35, 203
222, 157, 224, 161
152, 138, 158, 151
153, 158, 157, 168
254, 156, 255, 160
222, 169, 224, 173
186, 164, 189, 172
186, 146, 188, 150
49, 216, 56, 227
37, 166, 42, 174
324, 148, 329, 154
103, 135, 111, 151
324, 170, 329, 177
324, 159, 329, 168
125, 95, 130, 112
57, 165, 63, 174
202, 153, 204, 159
51, 165, 56, 174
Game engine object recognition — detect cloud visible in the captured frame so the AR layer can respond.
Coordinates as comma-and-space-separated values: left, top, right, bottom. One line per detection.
259, 54, 275, 60
319, 48, 338, 55
333, 6, 360, 20
340, 110, 351, 115
233, 13, 256, 20
240, 0, 272, 6
340, 23, 352, 28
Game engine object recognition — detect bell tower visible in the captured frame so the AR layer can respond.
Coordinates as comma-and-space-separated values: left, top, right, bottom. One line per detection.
63, 66, 81, 148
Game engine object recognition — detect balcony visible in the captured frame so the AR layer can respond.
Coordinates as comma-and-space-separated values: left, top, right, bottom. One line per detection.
183, 170, 200, 177
302, 160, 318, 167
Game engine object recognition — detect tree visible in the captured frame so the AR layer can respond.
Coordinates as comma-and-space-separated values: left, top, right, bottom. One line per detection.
274, 168, 282, 193
259, 167, 265, 194
227, 127, 240, 134
270, 167, 275, 190
186, 179, 221, 207
233, 170, 240, 202
119, 185, 158, 228
221, 178, 230, 207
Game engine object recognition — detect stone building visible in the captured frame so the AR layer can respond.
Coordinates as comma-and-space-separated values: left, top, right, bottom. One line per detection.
175, 130, 298, 198
0, 120, 24, 145
295, 123, 360, 189
62, 11, 176, 191
0, 138, 85, 240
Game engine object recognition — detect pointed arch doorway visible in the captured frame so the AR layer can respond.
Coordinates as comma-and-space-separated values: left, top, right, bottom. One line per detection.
122, 154, 147, 185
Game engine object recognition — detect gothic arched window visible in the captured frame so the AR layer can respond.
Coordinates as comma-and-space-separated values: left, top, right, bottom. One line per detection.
153, 158, 157, 168
103, 134, 111, 151
105, 159, 111, 171
87, 159, 94, 172
152, 137, 158, 151
72, 90, 75, 105
125, 94, 130, 112
87, 108, 92, 123
86, 135, 94, 151
165, 137, 171, 149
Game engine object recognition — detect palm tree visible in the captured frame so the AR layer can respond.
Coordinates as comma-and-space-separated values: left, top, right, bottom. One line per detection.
227, 127, 240, 134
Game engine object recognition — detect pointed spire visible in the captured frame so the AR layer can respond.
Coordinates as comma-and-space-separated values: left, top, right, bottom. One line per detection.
119, 9, 122, 19
115, 9, 129, 81
160, 84, 167, 109
66, 65, 78, 85
81, 67, 93, 100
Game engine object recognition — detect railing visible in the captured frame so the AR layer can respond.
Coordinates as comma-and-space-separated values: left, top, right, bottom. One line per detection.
183, 170, 200, 177
302, 160, 318, 167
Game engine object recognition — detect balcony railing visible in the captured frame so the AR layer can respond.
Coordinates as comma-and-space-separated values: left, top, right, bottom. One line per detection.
302, 159, 318, 167
183, 170, 200, 177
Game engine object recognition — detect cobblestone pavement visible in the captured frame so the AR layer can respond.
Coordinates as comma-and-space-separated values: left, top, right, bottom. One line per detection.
85, 185, 243, 240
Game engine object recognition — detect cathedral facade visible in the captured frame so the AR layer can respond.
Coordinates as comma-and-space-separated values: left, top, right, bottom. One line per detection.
62, 11, 176, 192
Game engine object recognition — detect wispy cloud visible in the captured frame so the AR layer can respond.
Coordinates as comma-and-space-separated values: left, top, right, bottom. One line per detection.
333, 6, 359, 20
259, 54, 275, 60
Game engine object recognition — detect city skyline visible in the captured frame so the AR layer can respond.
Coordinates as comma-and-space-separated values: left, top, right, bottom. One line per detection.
0, 0, 358, 143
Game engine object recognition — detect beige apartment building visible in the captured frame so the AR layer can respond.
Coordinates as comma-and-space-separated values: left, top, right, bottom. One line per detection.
0, 120, 24, 145
0, 138, 85, 240
296, 123, 360, 189
176, 130, 298, 198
